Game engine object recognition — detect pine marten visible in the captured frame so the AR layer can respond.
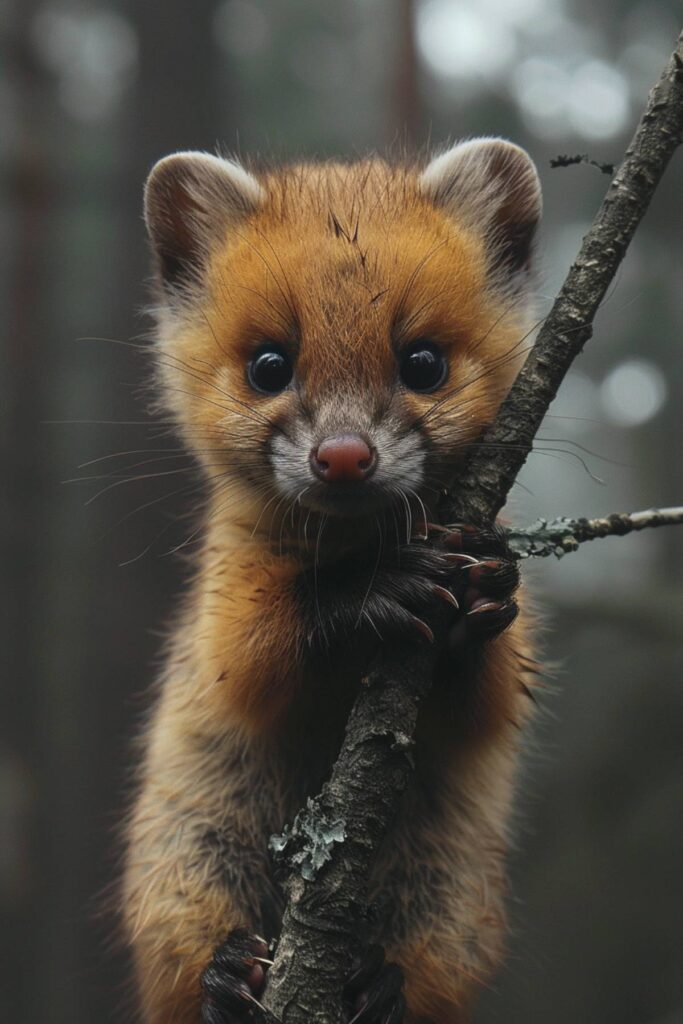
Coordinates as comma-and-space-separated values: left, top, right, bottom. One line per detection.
122, 139, 542, 1024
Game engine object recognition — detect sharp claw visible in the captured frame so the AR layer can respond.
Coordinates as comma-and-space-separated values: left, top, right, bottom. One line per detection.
238, 981, 253, 1001
411, 616, 435, 643
468, 559, 509, 582
466, 600, 503, 616
433, 584, 459, 610
442, 552, 478, 565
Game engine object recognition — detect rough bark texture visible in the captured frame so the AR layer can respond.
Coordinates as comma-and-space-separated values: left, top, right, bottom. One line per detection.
265, 665, 428, 1024
261, 32, 683, 1024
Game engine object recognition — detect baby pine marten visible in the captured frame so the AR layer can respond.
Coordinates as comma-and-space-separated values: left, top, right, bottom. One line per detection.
123, 140, 542, 1023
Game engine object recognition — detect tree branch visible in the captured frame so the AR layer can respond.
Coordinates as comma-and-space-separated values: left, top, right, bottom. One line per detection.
506, 506, 683, 559
261, 30, 683, 1024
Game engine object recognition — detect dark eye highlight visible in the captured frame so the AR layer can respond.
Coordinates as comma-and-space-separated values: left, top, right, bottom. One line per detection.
399, 341, 447, 393
248, 345, 293, 395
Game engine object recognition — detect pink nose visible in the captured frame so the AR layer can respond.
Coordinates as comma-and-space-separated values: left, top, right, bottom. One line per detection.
310, 435, 376, 482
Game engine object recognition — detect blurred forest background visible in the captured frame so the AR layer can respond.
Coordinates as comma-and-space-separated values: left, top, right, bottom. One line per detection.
2, 0, 682, 1021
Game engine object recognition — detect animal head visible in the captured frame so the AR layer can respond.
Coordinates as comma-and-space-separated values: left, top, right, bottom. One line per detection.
144, 142, 541, 533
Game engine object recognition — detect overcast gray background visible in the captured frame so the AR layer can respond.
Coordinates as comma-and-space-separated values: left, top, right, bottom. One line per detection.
2, 1, 682, 1021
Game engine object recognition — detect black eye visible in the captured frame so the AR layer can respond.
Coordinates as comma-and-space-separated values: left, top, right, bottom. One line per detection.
399, 341, 447, 393
248, 345, 293, 395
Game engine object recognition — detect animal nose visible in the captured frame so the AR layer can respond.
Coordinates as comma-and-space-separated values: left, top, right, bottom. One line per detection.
310, 434, 376, 482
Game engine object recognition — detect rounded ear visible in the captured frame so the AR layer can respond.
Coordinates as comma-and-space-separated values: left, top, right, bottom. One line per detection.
420, 138, 542, 276
144, 151, 263, 295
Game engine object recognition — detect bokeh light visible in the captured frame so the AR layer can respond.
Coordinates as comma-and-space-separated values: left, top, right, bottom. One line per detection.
417, 0, 633, 141
600, 358, 668, 426
513, 57, 570, 136
213, 0, 271, 59
31, 4, 138, 122
568, 60, 631, 138
416, 0, 516, 81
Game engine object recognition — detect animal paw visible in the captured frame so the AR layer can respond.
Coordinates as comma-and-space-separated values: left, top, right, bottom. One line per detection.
201, 929, 271, 1023
299, 541, 456, 648
345, 945, 406, 1024
428, 522, 520, 651
337, 522, 520, 651
301, 522, 518, 654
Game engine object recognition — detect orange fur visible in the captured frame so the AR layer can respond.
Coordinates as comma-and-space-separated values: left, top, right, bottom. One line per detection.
123, 151, 540, 1023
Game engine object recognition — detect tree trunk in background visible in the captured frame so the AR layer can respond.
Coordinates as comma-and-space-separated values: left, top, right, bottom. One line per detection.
80, 2, 238, 1020
393, 0, 421, 149
2, 2, 61, 1019
2, 2, 236, 1022
132, 0, 224, 156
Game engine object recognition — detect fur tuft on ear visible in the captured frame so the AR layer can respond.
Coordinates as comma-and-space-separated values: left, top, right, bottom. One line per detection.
144, 151, 263, 296
420, 138, 542, 277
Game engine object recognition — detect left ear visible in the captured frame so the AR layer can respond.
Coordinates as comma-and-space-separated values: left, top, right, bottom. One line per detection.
144, 151, 263, 299
420, 138, 542, 276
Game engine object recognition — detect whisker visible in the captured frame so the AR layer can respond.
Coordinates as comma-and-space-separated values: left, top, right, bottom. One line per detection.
534, 436, 623, 466
119, 476, 270, 566
355, 517, 384, 629
156, 354, 288, 436
448, 441, 606, 484
77, 447, 238, 469
77, 334, 268, 430
250, 486, 285, 538
405, 487, 428, 540
162, 482, 271, 561
416, 333, 537, 430
101, 478, 209, 545
313, 512, 328, 639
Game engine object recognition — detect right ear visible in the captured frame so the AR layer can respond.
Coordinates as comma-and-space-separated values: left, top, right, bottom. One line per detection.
144, 151, 263, 297
420, 139, 541, 278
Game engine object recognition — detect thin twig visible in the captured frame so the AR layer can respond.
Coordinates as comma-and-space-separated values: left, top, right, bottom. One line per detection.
549, 153, 615, 175
506, 506, 683, 559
